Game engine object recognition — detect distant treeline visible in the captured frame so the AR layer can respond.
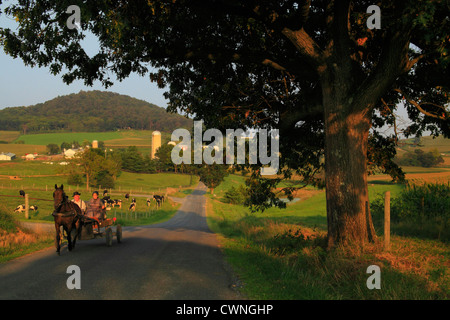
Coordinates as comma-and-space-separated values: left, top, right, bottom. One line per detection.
395, 149, 445, 168
0, 90, 192, 133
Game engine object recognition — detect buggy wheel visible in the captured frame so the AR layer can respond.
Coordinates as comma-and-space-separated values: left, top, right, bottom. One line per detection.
116, 224, 122, 243
105, 227, 113, 247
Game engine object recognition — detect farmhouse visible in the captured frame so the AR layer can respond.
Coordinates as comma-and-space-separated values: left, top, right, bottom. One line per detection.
64, 148, 82, 159
25, 153, 36, 160
0, 152, 16, 161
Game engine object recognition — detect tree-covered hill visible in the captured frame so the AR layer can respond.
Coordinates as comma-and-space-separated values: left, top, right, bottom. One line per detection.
0, 90, 192, 133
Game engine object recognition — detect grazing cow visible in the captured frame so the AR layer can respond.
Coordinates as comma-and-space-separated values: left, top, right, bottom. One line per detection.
125, 193, 130, 201
19, 190, 25, 197
153, 195, 164, 209
29, 205, 38, 211
113, 199, 122, 208
14, 204, 26, 213
102, 196, 114, 207
146, 198, 152, 207
129, 198, 136, 211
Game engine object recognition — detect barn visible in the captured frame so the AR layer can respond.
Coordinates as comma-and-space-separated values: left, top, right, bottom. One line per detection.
0, 152, 16, 161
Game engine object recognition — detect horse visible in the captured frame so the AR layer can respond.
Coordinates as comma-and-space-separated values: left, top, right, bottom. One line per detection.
52, 184, 83, 255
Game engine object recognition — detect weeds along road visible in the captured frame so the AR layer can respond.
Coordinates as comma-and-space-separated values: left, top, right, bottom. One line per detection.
0, 182, 241, 300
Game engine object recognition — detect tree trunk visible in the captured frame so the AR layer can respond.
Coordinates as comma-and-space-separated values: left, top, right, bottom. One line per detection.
322, 78, 377, 248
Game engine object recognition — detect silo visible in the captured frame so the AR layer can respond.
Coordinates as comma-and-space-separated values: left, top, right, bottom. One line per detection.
151, 131, 161, 159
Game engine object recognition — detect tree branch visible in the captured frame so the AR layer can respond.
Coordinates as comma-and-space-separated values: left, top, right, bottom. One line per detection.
394, 88, 448, 120
281, 27, 325, 70
350, 25, 412, 113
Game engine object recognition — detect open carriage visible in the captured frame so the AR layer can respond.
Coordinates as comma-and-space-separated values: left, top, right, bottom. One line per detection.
77, 215, 122, 246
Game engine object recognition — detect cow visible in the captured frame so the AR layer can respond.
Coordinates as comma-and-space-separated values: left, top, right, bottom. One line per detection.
153, 195, 164, 209
113, 199, 122, 208
129, 198, 136, 211
14, 204, 26, 213
19, 190, 25, 197
29, 205, 38, 211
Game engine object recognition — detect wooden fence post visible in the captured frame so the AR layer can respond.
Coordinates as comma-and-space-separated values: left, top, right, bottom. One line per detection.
25, 193, 29, 220
384, 191, 391, 251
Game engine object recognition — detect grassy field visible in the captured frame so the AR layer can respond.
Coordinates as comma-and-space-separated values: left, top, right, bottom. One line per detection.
206, 174, 449, 299
399, 135, 450, 154
0, 144, 47, 157
0, 162, 198, 223
0, 131, 21, 143
5, 129, 173, 147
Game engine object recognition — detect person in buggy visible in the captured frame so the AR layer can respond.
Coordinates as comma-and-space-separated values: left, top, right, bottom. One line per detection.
85, 191, 106, 228
71, 191, 87, 214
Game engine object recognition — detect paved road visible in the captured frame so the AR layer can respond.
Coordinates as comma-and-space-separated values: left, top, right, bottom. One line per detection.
0, 182, 241, 300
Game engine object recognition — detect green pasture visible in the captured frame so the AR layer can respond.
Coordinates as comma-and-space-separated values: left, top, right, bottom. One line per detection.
209, 174, 405, 233
400, 135, 450, 154
0, 159, 198, 224
0, 144, 47, 157
0, 160, 64, 176
10, 129, 173, 147
14, 131, 122, 145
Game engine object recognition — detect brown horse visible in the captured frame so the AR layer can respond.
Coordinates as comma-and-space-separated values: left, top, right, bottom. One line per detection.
52, 184, 83, 255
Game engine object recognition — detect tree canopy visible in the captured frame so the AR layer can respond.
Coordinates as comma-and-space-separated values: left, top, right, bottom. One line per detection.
1, 0, 449, 247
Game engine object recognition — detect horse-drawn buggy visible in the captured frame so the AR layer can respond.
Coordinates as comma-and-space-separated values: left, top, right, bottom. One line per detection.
52, 184, 123, 255
77, 215, 122, 246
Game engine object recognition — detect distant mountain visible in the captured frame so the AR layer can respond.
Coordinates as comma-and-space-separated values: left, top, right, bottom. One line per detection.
0, 90, 192, 133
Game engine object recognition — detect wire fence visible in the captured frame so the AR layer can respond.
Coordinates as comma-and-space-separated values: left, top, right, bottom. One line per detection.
0, 181, 191, 198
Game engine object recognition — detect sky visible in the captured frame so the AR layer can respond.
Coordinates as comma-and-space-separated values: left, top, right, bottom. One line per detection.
0, 3, 169, 110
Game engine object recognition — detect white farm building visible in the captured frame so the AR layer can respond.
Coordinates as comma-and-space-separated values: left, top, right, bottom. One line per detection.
0, 152, 16, 161
64, 148, 82, 159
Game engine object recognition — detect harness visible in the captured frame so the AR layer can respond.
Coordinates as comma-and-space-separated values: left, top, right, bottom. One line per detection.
52, 210, 79, 217
52, 197, 81, 218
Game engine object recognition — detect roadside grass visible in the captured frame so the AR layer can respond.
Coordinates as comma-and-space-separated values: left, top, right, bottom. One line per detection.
0, 205, 53, 263
206, 174, 449, 299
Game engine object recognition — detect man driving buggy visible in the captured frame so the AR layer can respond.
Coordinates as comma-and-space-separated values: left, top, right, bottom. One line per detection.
85, 191, 106, 223
71, 191, 87, 214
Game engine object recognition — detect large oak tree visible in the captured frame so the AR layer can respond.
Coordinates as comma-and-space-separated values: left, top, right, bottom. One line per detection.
1, 0, 449, 247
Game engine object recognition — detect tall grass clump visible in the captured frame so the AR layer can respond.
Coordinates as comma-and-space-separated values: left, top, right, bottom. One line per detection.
0, 206, 53, 262
0, 206, 17, 233
371, 181, 450, 241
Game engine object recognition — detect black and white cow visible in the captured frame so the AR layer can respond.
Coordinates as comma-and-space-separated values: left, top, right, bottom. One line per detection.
14, 204, 26, 212
129, 198, 136, 211
153, 195, 164, 209
113, 199, 122, 208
